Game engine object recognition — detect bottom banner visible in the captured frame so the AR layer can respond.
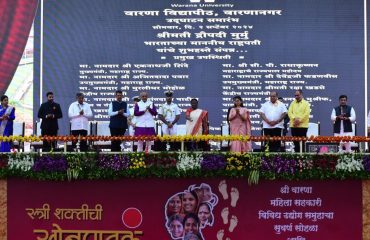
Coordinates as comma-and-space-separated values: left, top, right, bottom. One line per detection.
8, 179, 362, 240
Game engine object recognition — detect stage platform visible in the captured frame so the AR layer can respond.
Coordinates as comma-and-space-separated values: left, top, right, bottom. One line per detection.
0, 152, 369, 240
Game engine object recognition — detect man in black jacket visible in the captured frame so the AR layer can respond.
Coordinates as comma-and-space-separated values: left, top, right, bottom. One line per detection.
108, 90, 129, 152
37, 92, 63, 151
331, 95, 356, 152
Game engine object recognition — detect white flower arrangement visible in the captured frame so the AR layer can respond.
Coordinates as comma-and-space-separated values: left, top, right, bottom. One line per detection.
8, 154, 34, 171
336, 154, 364, 172
176, 153, 202, 171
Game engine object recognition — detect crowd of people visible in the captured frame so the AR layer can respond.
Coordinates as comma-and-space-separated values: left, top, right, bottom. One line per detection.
0, 89, 360, 153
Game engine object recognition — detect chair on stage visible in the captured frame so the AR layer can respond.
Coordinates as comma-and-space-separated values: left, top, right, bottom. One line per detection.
351, 122, 357, 136
220, 123, 230, 151
93, 121, 111, 151
302, 122, 322, 152
173, 124, 186, 151
307, 122, 320, 137
12, 122, 25, 151
177, 124, 187, 136
298, 122, 320, 152
154, 123, 186, 151
284, 122, 320, 152
30, 121, 42, 151
65, 121, 94, 151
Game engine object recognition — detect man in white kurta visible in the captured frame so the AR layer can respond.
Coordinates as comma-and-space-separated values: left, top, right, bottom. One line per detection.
134, 92, 157, 152
68, 93, 93, 151
259, 91, 287, 152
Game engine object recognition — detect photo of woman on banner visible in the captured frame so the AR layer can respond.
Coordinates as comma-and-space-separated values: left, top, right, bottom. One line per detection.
166, 214, 184, 239
166, 193, 183, 217
197, 202, 213, 228
0, 95, 15, 152
183, 213, 203, 240
185, 99, 209, 151
184, 232, 202, 240
165, 184, 218, 240
192, 183, 218, 205
182, 191, 199, 215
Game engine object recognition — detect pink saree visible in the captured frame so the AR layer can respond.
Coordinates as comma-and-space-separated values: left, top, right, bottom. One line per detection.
229, 107, 252, 152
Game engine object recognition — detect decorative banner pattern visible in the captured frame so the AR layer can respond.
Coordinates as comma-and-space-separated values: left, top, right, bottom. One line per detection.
7, 179, 362, 239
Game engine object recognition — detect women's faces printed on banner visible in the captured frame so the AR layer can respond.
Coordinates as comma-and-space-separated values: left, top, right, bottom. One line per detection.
198, 203, 213, 228
165, 183, 218, 240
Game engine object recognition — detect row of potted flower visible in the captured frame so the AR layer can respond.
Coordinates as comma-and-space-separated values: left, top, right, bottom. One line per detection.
2, 135, 370, 142
0, 152, 369, 183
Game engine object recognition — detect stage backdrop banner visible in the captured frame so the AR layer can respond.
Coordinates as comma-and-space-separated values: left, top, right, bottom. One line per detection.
8, 179, 361, 240
34, 0, 365, 136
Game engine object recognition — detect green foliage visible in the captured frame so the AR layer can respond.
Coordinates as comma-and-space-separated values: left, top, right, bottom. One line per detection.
0, 152, 369, 181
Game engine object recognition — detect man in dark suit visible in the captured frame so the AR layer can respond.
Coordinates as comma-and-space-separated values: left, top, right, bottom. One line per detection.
37, 92, 63, 151
108, 90, 129, 152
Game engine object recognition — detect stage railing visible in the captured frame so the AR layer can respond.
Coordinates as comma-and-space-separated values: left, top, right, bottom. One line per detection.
2, 135, 370, 153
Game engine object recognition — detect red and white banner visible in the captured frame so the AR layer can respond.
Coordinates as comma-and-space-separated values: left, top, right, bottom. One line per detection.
7, 179, 362, 239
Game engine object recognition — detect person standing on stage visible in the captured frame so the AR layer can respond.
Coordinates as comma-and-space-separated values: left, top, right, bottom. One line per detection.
37, 91, 63, 151
108, 90, 130, 152
228, 96, 252, 152
259, 91, 287, 152
158, 91, 181, 150
134, 91, 157, 152
0, 95, 15, 152
68, 93, 93, 152
331, 95, 356, 152
288, 90, 311, 152
186, 99, 208, 136
185, 98, 209, 151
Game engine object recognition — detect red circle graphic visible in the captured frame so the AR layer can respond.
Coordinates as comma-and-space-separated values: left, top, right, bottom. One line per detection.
122, 207, 143, 229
